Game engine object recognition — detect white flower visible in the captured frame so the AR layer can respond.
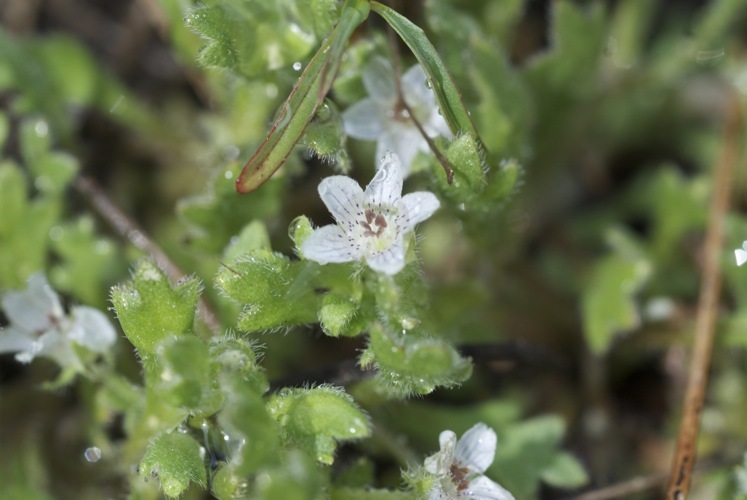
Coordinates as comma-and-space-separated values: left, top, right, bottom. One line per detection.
424, 423, 514, 500
736, 241, 747, 266
0, 273, 116, 367
342, 56, 452, 176
301, 151, 439, 275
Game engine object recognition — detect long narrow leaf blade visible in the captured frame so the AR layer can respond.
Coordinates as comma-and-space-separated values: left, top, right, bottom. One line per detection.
371, 1, 485, 152
236, 0, 369, 194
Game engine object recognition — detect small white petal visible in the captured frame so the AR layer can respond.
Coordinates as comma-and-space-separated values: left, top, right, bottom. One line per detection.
342, 99, 385, 140
365, 152, 404, 206
425, 430, 458, 475
455, 423, 497, 473
463, 475, 515, 500
366, 236, 407, 275
302, 225, 362, 264
69, 307, 117, 353
401, 63, 435, 109
737, 248, 747, 267
0, 327, 37, 358
398, 192, 440, 232
377, 127, 425, 176
2, 273, 62, 333
363, 56, 396, 105
318, 176, 365, 228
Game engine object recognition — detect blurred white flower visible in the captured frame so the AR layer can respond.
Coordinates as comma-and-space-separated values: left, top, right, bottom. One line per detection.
0, 273, 116, 367
342, 56, 451, 176
424, 423, 514, 500
301, 151, 439, 275
736, 241, 747, 266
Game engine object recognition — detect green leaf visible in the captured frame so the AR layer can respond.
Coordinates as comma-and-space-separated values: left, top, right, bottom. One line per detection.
267, 386, 370, 465
139, 432, 207, 498
360, 323, 472, 397
49, 215, 120, 309
214, 249, 321, 331
222, 220, 272, 264
371, 2, 485, 156
111, 260, 201, 356
209, 336, 269, 394
218, 377, 280, 475
0, 113, 8, 149
0, 161, 59, 288
581, 254, 651, 354
236, 0, 370, 193
27, 152, 79, 194
540, 452, 589, 489
251, 450, 327, 500
491, 415, 571, 498
178, 163, 283, 253
155, 336, 223, 413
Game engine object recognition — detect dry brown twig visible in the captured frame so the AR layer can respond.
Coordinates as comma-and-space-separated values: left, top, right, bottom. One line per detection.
73, 175, 222, 336
666, 86, 743, 498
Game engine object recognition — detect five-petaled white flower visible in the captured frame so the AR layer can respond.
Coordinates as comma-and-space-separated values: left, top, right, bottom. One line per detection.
424, 423, 514, 500
736, 241, 747, 267
301, 151, 439, 275
342, 56, 452, 176
0, 273, 116, 368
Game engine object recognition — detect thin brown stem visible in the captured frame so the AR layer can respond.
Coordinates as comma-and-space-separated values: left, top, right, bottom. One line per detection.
73, 175, 222, 336
666, 89, 743, 498
386, 26, 454, 184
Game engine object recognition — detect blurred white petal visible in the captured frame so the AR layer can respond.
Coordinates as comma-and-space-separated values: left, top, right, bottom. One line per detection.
70, 306, 117, 353
1, 273, 62, 333
343, 99, 384, 140
362, 56, 396, 104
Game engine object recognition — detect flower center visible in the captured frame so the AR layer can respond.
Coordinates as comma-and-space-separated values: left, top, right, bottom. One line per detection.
351, 206, 398, 254
449, 463, 471, 492
359, 209, 388, 237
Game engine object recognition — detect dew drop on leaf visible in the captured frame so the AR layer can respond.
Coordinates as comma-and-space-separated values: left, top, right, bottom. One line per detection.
84, 447, 102, 463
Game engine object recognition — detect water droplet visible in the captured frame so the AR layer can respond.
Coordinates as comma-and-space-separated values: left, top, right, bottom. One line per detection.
293, 61, 303, 71
224, 169, 234, 180
424, 79, 432, 89
34, 120, 49, 137
349, 427, 357, 434
84, 447, 101, 462
436, 108, 442, 116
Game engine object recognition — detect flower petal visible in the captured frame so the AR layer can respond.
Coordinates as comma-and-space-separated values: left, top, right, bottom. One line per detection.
455, 423, 497, 473
463, 475, 515, 500
69, 306, 117, 353
398, 192, 440, 233
0, 327, 36, 358
302, 225, 362, 264
318, 175, 365, 229
425, 430, 458, 475
343, 98, 384, 140
363, 56, 396, 105
377, 128, 424, 177
1, 273, 63, 333
737, 248, 747, 267
366, 235, 407, 275
402, 63, 435, 109
365, 151, 403, 207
